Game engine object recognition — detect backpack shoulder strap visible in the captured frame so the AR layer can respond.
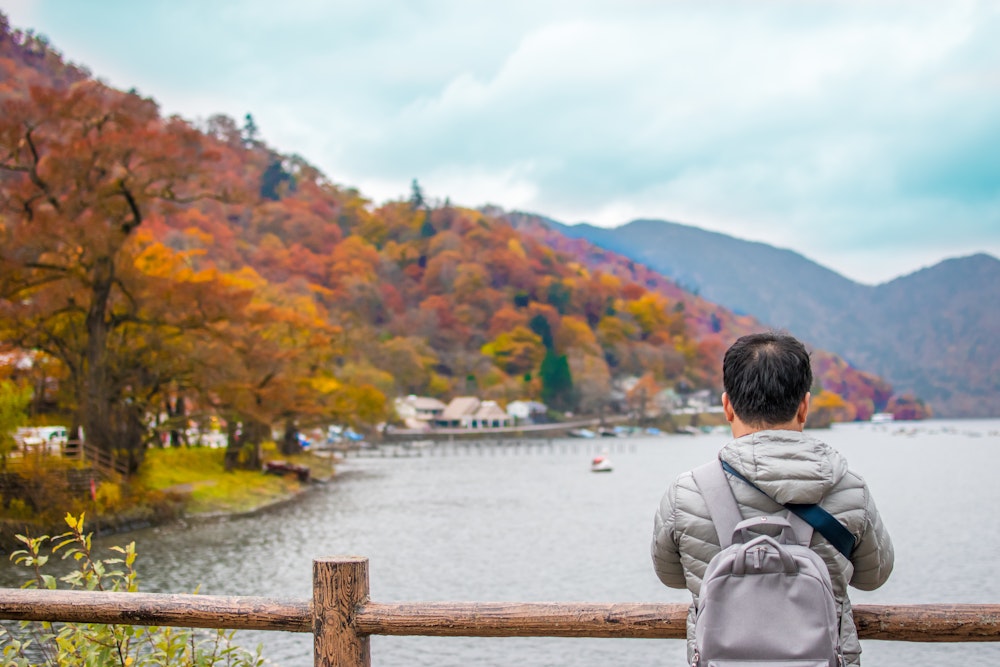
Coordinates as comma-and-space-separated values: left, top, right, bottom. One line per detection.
721, 460, 855, 558
695, 459, 815, 548
691, 459, 743, 548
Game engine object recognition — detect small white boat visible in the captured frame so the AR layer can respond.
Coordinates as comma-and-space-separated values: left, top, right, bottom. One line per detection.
591, 454, 613, 473
871, 412, 895, 424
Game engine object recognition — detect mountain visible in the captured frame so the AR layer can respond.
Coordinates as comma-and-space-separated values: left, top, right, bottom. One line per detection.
546, 218, 999, 417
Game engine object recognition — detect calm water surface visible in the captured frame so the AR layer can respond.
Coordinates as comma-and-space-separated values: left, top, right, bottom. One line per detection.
4, 419, 1000, 666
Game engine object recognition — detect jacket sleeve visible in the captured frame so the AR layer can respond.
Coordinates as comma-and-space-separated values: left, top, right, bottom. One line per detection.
651, 479, 687, 588
848, 482, 894, 591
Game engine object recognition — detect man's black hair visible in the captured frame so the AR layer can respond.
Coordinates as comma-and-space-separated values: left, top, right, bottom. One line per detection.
722, 332, 812, 426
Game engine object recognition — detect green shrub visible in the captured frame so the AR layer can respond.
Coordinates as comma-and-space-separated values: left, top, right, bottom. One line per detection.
1, 513, 264, 667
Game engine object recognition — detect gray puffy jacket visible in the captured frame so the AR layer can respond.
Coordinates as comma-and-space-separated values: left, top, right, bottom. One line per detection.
651, 430, 894, 666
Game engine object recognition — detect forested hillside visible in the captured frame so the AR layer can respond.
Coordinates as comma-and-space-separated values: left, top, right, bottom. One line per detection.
0, 13, 913, 474
548, 217, 997, 417
506, 212, 899, 421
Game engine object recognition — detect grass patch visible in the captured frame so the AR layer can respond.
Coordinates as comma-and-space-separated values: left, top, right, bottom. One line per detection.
139, 447, 306, 516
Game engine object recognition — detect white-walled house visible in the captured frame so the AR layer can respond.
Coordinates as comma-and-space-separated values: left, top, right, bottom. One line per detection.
506, 400, 548, 424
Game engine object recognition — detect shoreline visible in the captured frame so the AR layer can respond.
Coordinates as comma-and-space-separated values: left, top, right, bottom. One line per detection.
0, 456, 337, 552
175, 453, 337, 526
380, 414, 643, 442
183, 476, 329, 525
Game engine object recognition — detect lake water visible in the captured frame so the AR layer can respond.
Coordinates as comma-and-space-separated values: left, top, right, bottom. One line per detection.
3, 419, 1000, 666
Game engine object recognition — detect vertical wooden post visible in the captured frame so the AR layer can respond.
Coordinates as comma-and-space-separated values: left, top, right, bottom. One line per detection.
313, 557, 370, 667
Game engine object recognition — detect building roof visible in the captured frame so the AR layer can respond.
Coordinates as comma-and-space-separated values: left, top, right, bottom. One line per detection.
406, 396, 447, 410
474, 400, 508, 420
441, 396, 481, 420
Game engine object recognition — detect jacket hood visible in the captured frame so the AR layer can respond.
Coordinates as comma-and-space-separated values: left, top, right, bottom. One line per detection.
718, 430, 849, 505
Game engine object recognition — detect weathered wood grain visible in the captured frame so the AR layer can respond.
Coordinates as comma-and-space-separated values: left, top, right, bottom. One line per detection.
0, 588, 311, 631
313, 556, 371, 667
853, 604, 1000, 642
353, 601, 689, 638
2, 582, 999, 649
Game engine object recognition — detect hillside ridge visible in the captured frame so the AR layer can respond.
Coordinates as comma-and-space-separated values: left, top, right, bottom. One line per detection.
543, 215, 998, 417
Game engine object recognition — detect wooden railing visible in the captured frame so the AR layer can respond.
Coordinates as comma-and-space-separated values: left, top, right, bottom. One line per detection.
1, 557, 999, 666
62, 439, 130, 477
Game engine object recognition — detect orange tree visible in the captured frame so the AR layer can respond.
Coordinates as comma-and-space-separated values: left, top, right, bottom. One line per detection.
189, 268, 389, 466
0, 79, 241, 472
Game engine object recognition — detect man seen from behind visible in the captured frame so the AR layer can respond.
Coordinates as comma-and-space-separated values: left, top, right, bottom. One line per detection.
651, 332, 894, 666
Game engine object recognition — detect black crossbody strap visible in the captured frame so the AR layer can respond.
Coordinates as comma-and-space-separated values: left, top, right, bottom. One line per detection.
721, 460, 856, 559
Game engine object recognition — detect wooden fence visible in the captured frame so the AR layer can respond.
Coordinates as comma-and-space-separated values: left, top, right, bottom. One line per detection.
62, 439, 130, 477
1, 557, 999, 666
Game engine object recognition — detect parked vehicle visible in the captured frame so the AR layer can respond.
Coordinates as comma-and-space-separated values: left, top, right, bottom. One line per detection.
13, 426, 68, 454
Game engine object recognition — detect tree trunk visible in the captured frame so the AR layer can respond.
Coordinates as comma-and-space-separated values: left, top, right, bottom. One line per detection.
166, 395, 186, 447
81, 257, 114, 459
223, 418, 241, 471
245, 420, 266, 469
280, 418, 302, 456
80, 256, 146, 475
223, 418, 266, 470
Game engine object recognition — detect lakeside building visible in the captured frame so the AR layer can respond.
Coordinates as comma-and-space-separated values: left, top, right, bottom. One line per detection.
436, 397, 513, 429
394, 395, 448, 430
506, 400, 549, 424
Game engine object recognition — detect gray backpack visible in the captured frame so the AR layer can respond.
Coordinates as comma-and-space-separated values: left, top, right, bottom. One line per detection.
691, 460, 844, 667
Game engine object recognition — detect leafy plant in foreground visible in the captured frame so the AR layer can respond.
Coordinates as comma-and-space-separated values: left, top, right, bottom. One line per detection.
1, 513, 264, 667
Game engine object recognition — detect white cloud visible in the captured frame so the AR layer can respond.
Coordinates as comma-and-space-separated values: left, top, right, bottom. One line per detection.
9, 0, 1000, 283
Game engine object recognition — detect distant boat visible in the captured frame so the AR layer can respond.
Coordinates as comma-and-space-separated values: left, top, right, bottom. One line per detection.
591, 454, 613, 473
569, 428, 597, 438
871, 412, 895, 424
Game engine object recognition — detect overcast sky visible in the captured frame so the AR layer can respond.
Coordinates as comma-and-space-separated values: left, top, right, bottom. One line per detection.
4, 0, 1000, 284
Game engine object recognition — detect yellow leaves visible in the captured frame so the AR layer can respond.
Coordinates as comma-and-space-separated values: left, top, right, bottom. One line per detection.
624, 293, 671, 337
598, 272, 623, 292
507, 237, 527, 260
64, 512, 84, 531
672, 335, 699, 362
133, 240, 215, 283
556, 315, 599, 353
482, 326, 546, 376
808, 389, 854, 427
221, 266, 266, 291
811, 389, 848, 410
596, 314, 637, 345
337, 383, 390, 427
309, 376, 341, 395
133, 242, 182, 278
427, 373, 452, 396
336, 363, 395, 400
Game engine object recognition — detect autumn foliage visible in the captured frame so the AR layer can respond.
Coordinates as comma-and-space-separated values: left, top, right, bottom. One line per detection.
0, 13, 911, 473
